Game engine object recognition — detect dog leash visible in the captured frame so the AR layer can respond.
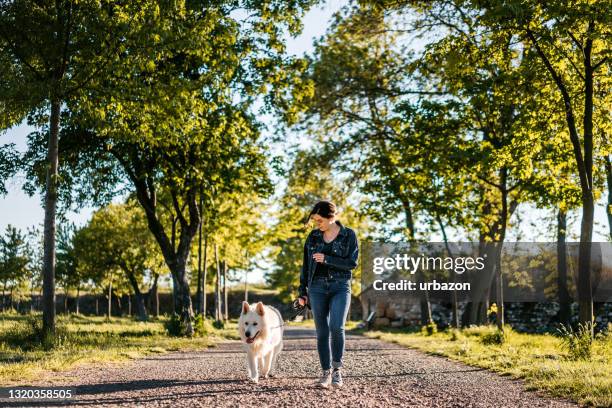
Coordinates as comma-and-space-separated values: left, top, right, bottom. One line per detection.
269, 298, 310, 329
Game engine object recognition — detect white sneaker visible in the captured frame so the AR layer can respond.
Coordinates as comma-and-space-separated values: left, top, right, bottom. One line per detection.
331, 368, 343, 388
317, 369, 332, 388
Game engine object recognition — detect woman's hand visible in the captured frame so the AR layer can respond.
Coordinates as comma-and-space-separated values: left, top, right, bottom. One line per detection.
313, 252, 325, 263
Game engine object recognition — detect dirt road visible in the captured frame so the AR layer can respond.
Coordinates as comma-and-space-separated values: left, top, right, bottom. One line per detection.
4, 326, 576, 407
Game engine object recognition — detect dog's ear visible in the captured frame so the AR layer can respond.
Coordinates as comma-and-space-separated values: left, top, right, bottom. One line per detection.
255, 302, 265, 316
242, 301, 250, 315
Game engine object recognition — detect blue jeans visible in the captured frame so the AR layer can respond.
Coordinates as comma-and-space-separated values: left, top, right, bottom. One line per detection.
308, 275, 351, 370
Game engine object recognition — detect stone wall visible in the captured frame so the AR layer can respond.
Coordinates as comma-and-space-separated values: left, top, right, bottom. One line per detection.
360, 293, 612, 333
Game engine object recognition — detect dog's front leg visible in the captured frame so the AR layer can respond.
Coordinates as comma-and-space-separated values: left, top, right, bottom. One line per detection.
247, 351, 259, 383
262, 351, 275, 378
269, 342, 283, 377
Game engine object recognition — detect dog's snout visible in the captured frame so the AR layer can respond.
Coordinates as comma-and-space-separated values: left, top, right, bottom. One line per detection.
245, 331, 251, 337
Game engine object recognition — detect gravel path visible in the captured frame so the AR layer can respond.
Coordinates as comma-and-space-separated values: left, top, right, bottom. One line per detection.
5, 326, 576, 407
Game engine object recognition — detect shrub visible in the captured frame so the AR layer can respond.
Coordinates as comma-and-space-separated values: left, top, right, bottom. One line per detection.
481, 328, 506, 345
487, 303, 498, 324
449, 328, 462, 341
421, 321, 438, 336
0, 315, 70, 351
163, 314, 184, 337
193, 314, 213, 337
557, 322, 593, 361
164, 314, 211, 337
456, 340, 471, 356
595, 322, 612, 341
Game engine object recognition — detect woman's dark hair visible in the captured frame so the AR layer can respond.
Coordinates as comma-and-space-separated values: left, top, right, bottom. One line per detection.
307, 200, 337, 221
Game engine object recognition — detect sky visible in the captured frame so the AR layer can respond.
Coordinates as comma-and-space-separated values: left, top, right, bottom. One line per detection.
0, 0, 610, 285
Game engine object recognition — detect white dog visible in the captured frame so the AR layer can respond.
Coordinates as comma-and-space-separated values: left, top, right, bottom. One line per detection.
239, 301, 284, 383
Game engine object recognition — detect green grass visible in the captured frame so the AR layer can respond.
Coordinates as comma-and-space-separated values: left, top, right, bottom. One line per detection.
0, 312, 239, 385
352, 324, 611, 407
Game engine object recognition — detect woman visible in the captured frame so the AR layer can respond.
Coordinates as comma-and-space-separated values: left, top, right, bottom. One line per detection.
295, 200, 359, 388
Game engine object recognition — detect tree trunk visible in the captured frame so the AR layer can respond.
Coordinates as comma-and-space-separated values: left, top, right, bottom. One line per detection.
170, 218, 180, 316
605, 153, 612, 241
96, 297, 99, 316
107, 280, 112, 320
463, 195, 495, 327
171, 273, 180, 315
126, 269, 148, 321
495, 169, 509, 332
223, 261, 228, 320
164, 224, 196, 334
578, 30, 595, 334
145, 274, 159, 318
451, 273, 459, 328
171, 261, 194, 335
201, 233, 208, 317
125, 158, 200, 335
526, 26, 594, 334
196, 191, 203, 315
557, 208, 571, 326
42, 98, 61, 336
75, 286, 80, 315
467, 241, 497, 325
420, 295, 432, 325
244, 267, 248, 303
155, 286, 159, 317
404, 202, 431, 326
214, 243, 221, 322
464, 171, 513, 328
146, 282, 152, 313
495, 245, 504, 331
63, 290, 67, 314
578, 193, 594, 331
437, 216, 459, 328
30, 277, 36, 313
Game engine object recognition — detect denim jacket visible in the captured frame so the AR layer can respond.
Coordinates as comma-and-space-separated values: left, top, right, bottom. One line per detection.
298, 220, 359, 298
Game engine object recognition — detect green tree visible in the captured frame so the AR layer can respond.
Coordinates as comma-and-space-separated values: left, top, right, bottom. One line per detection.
289, 3, 591, 330
50, 0, 317, 334
0, 0, 164, 335
0, 144, 18, 196
206, 190, 272, 319
471, 0, 611, 332
55, 223, 81, 313
267, 150, 370, 303
285, 8, 440, 323
286, 7, 475, 325
74, 201, 162, 320
520, 101, 583, 325
377, 0, 611, 331
24, 226, 44, 312
0, 225, 30, 311
408, 3, 555, 328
